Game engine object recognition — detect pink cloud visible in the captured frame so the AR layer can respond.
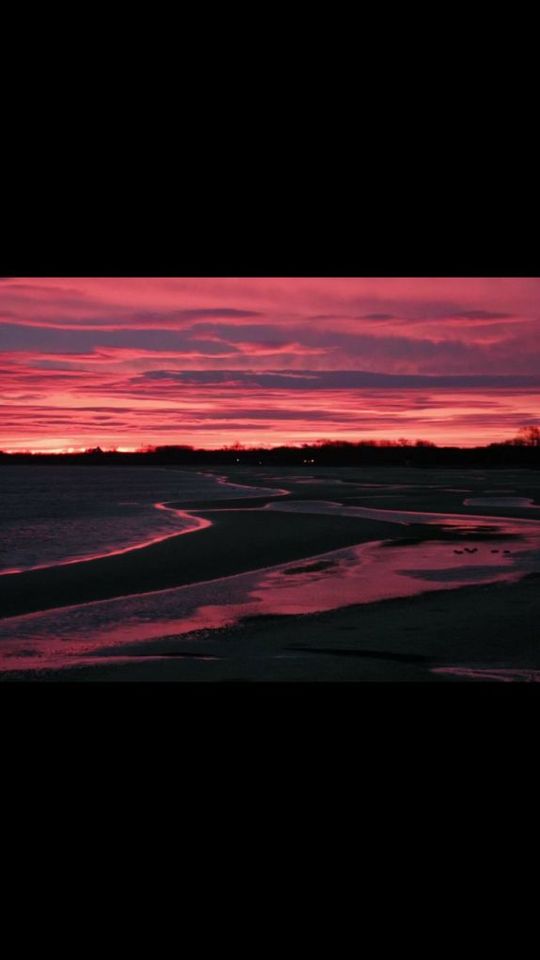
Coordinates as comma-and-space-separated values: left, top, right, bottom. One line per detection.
2, 278, 540, 450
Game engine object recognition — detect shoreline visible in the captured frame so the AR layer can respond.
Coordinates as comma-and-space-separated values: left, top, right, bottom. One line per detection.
0, 510, 408, 620
0, 503, 212, 578
0, 475, 291, 578
4, 572, 539, 681
2, 465, 540, 680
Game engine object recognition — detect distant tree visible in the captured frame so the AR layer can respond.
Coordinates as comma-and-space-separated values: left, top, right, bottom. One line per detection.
316, 439, 352, 447
516, 426, 540, 447
154, 445, 194, 452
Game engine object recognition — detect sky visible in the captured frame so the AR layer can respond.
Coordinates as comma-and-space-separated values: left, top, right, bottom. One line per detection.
1, 277, 539, 451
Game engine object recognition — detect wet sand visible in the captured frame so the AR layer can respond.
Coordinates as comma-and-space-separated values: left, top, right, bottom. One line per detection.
11, 572, 539, 682
0, 510, 407, 619
2, 466, 540, 681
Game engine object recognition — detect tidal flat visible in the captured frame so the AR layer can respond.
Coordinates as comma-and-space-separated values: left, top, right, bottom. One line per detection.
1, 465, 539, 681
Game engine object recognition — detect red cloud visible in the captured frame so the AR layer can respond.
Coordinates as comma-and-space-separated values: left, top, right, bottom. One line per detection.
2, 278, 540, 450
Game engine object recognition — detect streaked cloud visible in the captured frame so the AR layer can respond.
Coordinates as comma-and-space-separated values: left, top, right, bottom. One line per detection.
1, 278, 539, 450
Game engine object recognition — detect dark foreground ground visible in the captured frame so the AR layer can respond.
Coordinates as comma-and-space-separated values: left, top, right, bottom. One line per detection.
10, 572, 539, 681
0, 511, 407, 620
1, 466, 539, 680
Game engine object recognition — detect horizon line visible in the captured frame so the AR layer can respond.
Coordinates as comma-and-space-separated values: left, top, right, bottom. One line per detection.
2, 431, 539, 456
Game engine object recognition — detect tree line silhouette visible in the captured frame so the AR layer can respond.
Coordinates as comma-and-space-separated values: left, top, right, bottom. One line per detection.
1, 427, 539, 467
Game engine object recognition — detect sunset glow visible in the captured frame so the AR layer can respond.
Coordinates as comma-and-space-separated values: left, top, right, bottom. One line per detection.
2, 277, 540, 451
